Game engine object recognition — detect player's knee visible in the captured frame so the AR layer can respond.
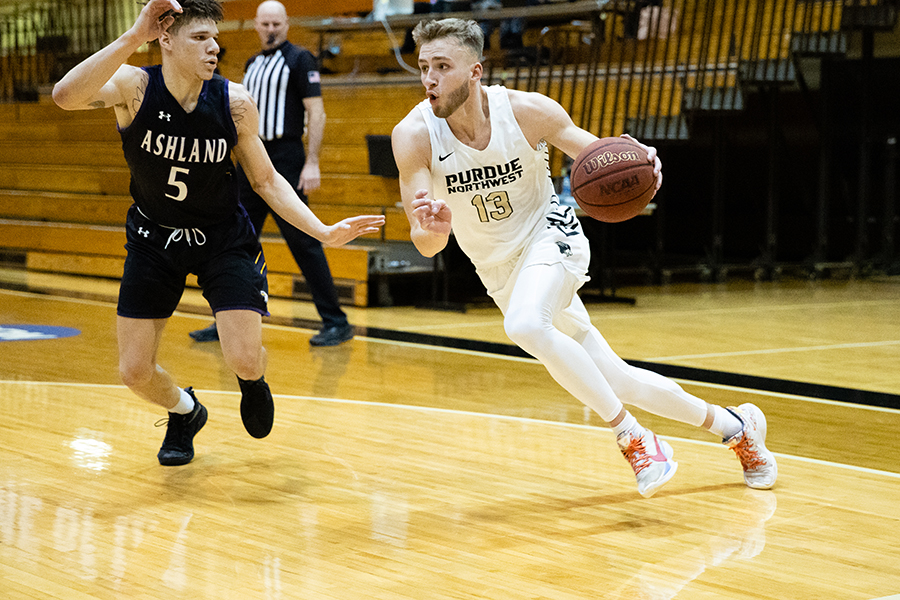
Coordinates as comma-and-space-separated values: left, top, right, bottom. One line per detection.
223, 348, 265, 381
504, 312, 550, 353
119, 361, 155, 390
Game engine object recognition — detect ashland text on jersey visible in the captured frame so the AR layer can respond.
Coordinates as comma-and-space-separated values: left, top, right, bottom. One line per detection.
138, 131, 229, 164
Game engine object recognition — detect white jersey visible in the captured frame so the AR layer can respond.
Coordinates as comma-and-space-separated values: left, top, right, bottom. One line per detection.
417, 85, 560, 269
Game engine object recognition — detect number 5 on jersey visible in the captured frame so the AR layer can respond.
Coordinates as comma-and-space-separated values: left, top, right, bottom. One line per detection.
166, 166, 190, 201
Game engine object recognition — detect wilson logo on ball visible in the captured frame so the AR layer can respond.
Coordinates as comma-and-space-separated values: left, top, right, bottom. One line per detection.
581, 150, 641, 175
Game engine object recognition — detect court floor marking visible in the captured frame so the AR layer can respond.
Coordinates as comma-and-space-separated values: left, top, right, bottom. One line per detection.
646, 339, 900, 362
8, 284, 900, 402
398, 298, 900, 333
672, 380, 900, 414
0, 287, 125, 309
4, 379, 900, 481
345, 333, 900, 414
4, 288, 898, 414
584, 298, 900, 320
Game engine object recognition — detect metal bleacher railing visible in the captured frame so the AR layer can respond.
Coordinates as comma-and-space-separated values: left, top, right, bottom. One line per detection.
2, 0, 896, 125
480, 0, 896, 142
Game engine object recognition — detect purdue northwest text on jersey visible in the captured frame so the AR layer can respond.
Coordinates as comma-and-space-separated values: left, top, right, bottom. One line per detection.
444, 158, 524, 194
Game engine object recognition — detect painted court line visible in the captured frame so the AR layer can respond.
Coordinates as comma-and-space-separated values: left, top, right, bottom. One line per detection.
5, 380, 900, 482
647, 339, 900, 362
351, 336, 900, 412
674, 380, 900, 414
588, 298, 900, 321
4, 288, 898, 412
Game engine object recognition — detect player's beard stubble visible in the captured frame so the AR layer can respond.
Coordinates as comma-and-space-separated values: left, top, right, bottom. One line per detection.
433, 79, 470, 119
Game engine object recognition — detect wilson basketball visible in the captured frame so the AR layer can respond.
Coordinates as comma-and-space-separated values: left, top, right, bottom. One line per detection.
570, 137, 657, 223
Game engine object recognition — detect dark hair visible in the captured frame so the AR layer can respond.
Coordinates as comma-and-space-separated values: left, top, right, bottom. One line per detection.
167, 0, 224, 35
412, 18, 484, 59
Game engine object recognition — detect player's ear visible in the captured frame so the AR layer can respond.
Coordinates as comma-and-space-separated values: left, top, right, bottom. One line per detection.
158, 28, 173, 50
471, 61, 482, 81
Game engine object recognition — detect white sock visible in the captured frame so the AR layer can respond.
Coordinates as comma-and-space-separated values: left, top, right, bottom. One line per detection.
169, 388, 196, 415
708, 405, 743, 440
612, 411, 644, 438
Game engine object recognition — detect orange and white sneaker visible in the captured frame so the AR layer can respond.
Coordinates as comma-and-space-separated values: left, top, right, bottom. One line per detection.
725, 403, 778, 489
617, 428, 678, 498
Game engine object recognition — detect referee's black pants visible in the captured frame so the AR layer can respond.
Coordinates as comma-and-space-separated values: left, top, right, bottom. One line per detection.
237, 138, 348, 330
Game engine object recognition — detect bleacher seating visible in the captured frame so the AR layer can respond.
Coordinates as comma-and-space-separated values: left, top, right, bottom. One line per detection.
2, 0, 893, 297
0, 80, 430, 308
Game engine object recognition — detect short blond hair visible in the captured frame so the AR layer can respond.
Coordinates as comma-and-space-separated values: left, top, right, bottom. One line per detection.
412, 18, 484, 59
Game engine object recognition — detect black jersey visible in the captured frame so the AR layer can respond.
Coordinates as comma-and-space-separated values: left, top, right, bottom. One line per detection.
119, 65, 240, 228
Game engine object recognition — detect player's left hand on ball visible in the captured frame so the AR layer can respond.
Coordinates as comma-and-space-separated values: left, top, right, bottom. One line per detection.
323, 215, 385, 247
620, 133, 663, 192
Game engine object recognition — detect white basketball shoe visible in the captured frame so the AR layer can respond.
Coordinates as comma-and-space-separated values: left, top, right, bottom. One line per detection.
724, 403, 778, 489
617, 428, 678, 498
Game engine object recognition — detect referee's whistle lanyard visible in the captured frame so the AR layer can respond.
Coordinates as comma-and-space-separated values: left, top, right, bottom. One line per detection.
135, 206, 207, 250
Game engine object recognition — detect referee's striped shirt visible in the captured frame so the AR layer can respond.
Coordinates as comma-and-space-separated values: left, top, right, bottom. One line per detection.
242, 41, 322, 141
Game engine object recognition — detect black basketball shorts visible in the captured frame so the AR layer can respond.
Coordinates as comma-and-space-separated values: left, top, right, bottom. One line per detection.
117, 204, 269, 319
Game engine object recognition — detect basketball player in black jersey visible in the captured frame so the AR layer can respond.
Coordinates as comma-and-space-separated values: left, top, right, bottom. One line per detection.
52, 0, 384, 466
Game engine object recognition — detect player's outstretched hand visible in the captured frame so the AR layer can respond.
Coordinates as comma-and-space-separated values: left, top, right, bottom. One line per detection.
134, 0, 182, 43
322, 215, 385, 247
620, 133, 663, 192
411, 190, 452, 236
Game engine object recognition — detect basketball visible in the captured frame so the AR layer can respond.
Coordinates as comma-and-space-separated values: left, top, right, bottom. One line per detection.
570, 137, 657, 223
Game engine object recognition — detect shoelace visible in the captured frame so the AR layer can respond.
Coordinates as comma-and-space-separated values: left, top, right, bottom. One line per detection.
164, 227, 207, 249
731, 435, 766, 471
620, 436, 651, 475
155, 411, 196, 447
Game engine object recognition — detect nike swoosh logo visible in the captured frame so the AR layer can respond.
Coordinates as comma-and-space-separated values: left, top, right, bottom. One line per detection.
439, 152, 454, 161
648, 434, 669, 462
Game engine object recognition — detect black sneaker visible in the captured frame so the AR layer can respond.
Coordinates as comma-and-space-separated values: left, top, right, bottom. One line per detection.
238, 377, 274, 439
309, 323, 354, 347
157, 388, 208, 466
188, 322, 219, 342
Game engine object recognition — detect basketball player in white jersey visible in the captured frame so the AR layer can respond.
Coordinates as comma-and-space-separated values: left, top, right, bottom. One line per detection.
391, 18, 777, 497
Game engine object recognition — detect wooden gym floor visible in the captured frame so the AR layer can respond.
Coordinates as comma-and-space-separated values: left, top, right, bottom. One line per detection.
1, 267, 899, 599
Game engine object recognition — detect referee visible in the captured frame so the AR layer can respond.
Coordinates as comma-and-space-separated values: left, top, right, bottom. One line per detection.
190, 0, 353, 346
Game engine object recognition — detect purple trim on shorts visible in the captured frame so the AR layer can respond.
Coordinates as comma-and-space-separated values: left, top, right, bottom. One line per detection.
117, 306, 269, 319
116, 309, 176, 319
211, 305, 271, 317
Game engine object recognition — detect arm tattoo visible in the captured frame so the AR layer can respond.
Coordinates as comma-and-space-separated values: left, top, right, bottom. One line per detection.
130, 74, 147, 116
230, 97, 247, 125
89, 100, 106, 109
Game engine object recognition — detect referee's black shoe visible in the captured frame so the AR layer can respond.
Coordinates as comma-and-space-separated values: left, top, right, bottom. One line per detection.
309, 323, 354, 347
157, 389, 208, 466
189, 322, 219, 342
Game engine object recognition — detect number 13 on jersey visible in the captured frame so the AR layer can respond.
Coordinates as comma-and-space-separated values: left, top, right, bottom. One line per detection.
471, 190, 513, 222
